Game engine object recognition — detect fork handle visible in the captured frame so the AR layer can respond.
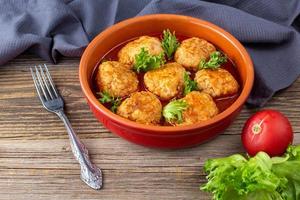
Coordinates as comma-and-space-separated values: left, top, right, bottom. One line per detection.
57, 111, 102, 190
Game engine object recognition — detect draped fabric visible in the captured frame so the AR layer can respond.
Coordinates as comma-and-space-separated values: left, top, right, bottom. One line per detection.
0, 0, 299, 106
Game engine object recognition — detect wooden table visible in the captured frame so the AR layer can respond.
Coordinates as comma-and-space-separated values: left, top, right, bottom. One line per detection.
0, 54, 299, 200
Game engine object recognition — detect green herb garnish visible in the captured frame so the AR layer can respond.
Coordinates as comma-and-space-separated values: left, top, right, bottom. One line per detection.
161, 29, 180, 60
201, 145, 300, 200
98, 91, 121, 113
133, 48, 165, 73
183, 72, 198, 95
163, 99, 188, 124
199, 51, 227, 70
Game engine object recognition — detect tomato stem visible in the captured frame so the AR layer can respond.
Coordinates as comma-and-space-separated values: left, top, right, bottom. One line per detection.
252, 123, 262, 135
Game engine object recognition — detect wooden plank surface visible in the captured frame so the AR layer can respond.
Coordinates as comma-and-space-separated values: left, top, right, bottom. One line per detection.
0, 54, 299, 200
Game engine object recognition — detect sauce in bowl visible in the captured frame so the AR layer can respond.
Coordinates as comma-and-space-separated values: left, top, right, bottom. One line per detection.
91, 34, 241, 125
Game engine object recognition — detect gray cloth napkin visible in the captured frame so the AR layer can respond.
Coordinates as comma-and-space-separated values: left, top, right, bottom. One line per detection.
0, 0, 299, 107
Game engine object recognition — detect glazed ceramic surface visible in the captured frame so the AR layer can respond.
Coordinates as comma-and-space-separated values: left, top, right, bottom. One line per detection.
79, 14, 254, 148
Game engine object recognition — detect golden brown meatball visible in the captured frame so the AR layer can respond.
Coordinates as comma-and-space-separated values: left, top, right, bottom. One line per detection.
195, 68, 239, 98
96, 61, 138, 97
179, 91, 218, 126
117, 91, 162, 125
144, 62, 185, 100
118, 36, 164, 67
174, 37, 216, 71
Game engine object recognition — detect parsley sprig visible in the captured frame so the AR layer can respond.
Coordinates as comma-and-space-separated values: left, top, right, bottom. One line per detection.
199, 51, 227, 70
161, 29, 180, 60
98, 91, 121, 113
183, 72, 198, 95
163, 99, 188, 124
133, 48, 165, 73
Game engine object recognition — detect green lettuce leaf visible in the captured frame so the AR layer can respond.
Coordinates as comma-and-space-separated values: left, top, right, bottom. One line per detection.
201, 145, 300, 200
272, 146, 300, 200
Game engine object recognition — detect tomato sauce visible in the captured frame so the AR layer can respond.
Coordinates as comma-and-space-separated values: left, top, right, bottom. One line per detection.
91, 34, 241, 124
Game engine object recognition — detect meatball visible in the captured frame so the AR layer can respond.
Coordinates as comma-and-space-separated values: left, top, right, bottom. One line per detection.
179, 91, 218, 126
195, 68, 239, 98
174, 37, 216, 71
144, 62, 185, 100
117, 91, 162, 125
96, 61, 138, 97
118, 36, 164, 67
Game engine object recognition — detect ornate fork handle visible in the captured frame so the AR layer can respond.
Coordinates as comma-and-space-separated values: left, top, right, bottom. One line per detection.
57, 110, 102, 190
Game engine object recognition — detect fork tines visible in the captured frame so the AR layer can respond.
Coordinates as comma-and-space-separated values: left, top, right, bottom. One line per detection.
30, 64, 59, 102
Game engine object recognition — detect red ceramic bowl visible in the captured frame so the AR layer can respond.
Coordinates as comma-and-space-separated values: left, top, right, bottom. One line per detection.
79, 14, 254, 148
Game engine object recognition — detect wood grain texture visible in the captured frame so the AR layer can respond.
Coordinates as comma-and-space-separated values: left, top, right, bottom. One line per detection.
0, 54, 299, 200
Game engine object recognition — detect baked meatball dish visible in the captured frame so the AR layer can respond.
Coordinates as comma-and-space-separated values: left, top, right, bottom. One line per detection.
117, 91, 162, 125
94, 29, 240, 126
144, 62, 185, 100
118, 36, 164, 68
174, 37, 216, 71
96, 61, 138, 98
167, 91, 219, 126
195, 68, 239, 98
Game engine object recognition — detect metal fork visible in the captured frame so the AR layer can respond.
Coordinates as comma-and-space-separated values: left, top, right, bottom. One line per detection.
30, 64, 102, 190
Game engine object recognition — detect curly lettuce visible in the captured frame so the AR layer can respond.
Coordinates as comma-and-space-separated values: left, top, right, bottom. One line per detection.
161, 29, 180, 60
133, 48, 165, 72
201, 145, 300, 200
163, 99, 188, 124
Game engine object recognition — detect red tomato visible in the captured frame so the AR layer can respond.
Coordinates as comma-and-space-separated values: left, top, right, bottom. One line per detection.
241, 109, 293, 157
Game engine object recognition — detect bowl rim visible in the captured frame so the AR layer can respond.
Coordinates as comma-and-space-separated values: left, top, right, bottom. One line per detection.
79, 14, 254, 134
